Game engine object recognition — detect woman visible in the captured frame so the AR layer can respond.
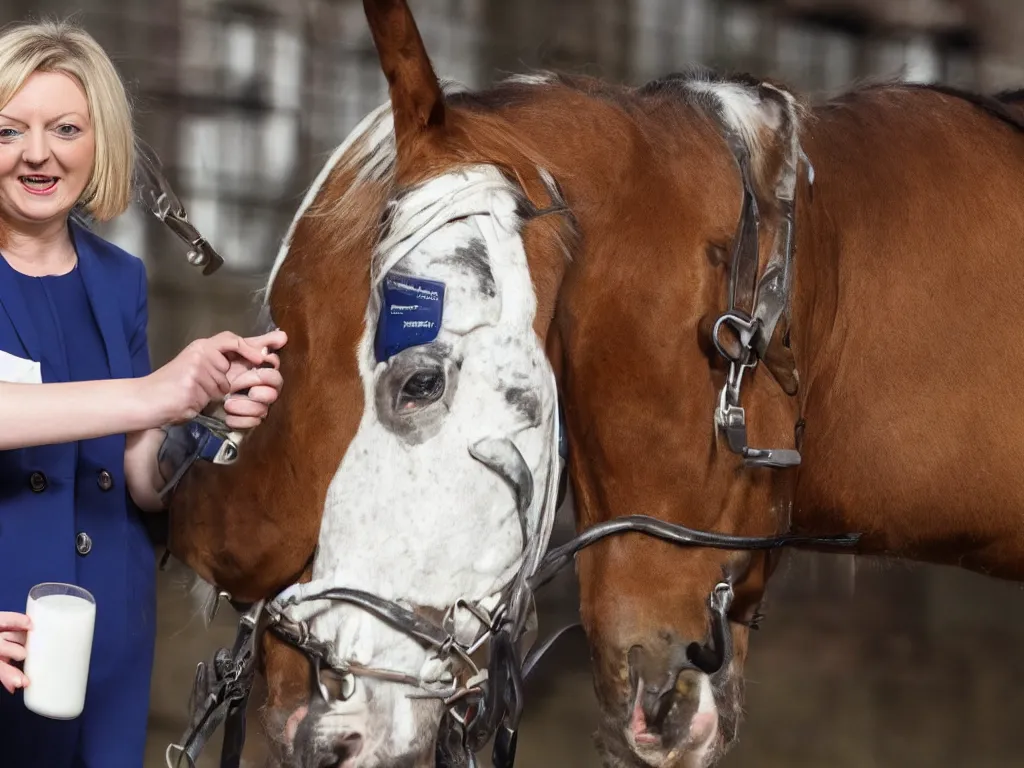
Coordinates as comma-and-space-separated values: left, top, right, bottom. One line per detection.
0, 19, 287, 766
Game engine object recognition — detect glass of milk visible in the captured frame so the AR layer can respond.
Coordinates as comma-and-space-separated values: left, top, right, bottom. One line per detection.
22, 582, 96, 719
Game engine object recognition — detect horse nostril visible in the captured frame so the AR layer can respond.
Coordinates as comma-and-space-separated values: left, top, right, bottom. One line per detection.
326, 731, 363, 768
640, 681, 676, 731
627, 644, 703, 737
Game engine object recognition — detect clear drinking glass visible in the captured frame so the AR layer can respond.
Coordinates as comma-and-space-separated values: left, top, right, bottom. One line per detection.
22, 582, 96, 719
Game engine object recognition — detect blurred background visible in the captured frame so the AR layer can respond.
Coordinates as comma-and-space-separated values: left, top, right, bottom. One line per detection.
4, 0, 1024, 765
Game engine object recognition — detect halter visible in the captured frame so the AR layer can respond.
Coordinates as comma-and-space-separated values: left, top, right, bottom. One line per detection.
138, 97, 859, 768
165, 506, 858, 768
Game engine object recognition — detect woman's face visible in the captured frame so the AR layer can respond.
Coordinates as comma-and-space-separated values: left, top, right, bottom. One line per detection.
0, 70, 96, 231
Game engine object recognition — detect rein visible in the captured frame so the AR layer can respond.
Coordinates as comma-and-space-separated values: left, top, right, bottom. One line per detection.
164, 601, 261, 768
165, 515, 859, 768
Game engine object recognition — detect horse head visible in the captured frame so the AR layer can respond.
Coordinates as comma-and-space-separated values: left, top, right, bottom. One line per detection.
169, 1, 574, 765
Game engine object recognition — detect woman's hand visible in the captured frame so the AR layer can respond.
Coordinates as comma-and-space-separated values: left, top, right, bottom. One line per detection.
122, 329, 287, 511
221, 329, 288, 430
0, 612, 30, 694
140, 331, 273, 427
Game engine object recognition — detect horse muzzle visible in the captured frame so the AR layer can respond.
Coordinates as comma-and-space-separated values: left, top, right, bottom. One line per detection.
286, 698, 366, 768
599, 583, 737, 767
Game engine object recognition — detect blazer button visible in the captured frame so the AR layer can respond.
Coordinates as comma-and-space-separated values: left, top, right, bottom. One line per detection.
29, 471, 47, 493
97, 469, 114, 491
76, 532, 92, 556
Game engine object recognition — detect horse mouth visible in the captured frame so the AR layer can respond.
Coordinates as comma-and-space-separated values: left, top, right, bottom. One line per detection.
599, 724, 729, 768
593, 669, 741, 768
624, 714, 725, 768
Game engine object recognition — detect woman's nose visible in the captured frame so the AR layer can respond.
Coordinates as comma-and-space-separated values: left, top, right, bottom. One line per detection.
22, 131, 50, 165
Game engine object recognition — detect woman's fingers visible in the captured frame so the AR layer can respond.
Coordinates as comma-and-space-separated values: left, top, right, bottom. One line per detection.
228, 368, 283, 399
258, 352, 281, 371
205, 332, 268, 369
197, 355, 233, 398
223, 396, 269, 420
0, 612, 30, 633
0, 629, 27, 646
195, 330, 287, 428
223, 415, 264, 431
245, 329, 288, 356
222, 371, 286, 428
0, 635, 27, 663
0, 619, 30, 696
0, 662, 28, 695
242, 386, 281, 406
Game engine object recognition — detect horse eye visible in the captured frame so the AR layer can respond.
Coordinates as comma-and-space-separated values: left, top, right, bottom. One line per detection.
397, 369, 445, 410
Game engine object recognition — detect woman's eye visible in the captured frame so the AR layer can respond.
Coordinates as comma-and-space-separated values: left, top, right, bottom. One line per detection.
55, 124, 80, 137
398, 370, 445, 410
0, 128, 18, 140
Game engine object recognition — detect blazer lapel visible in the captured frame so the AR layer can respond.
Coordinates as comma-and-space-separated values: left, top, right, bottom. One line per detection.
72, 224, 133, 381
0, 250, 44, 362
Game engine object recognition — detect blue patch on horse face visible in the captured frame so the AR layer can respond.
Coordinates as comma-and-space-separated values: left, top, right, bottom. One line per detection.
374, 272, 446, 363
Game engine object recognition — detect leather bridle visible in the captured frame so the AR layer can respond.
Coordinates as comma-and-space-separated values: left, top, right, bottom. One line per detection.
137, 89, 859, 768
705, 84, 809, 471
164, 508, 859, 768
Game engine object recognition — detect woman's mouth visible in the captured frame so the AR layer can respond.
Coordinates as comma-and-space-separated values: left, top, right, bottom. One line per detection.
19, 175, 59, 195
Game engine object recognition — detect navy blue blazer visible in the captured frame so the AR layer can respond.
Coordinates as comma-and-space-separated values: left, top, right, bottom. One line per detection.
0, 220, 158, 755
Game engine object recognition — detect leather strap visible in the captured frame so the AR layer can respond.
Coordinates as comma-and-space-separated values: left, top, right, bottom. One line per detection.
165, 603, 262, 768
157, 416, 238, 500
709, 102, 809, 469
721, 128, 761, 324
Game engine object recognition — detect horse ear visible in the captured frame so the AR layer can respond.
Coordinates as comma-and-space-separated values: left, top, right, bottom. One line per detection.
363, 0, 446, 151
748, 81, 805, 210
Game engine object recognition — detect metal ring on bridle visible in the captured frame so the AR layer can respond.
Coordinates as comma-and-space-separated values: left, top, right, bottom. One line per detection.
711, 311, 761, 365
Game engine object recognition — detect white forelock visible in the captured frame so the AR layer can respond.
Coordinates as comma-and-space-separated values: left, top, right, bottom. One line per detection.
264, 101, 396, 297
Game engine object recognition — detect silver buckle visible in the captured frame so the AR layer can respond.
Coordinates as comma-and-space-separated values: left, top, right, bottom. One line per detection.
714, 360, 800, 469
191, 415, 242, 465
135, 142, 225, 276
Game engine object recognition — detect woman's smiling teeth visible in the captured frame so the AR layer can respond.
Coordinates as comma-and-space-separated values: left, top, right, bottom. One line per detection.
19, 175, 58, 192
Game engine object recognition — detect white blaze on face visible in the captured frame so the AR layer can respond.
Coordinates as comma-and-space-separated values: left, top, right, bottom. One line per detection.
283, 165, 560, 759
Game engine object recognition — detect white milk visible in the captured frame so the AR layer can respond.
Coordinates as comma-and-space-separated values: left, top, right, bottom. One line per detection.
22, 590, 96, 719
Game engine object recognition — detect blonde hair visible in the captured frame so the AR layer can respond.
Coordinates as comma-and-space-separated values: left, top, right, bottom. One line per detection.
0, 19, 135, 221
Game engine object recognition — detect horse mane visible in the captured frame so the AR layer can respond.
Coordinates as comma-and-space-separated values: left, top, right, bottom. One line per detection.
260, 80, 574, 324
996, 87, 1024, 103
263, 66, 1023, 309
261, 102, 395, 304
448, 65, 807, 222
820, 78, 1024, 133
451, 66, 1024, 138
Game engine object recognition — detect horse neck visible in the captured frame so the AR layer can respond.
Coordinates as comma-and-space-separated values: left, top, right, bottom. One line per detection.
784, 89, 1024, 574
488, 93, 763, 535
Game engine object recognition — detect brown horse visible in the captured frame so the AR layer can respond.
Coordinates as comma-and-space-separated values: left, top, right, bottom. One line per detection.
162, 2, 1024, 767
